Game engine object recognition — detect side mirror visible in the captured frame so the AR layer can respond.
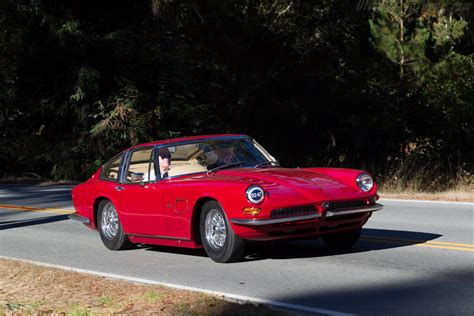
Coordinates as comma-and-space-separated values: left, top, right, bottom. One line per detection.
130, 172, 144, 182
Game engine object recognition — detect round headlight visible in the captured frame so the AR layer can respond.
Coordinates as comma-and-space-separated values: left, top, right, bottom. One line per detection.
356, 173, 374, 192
246, 185, 265, 204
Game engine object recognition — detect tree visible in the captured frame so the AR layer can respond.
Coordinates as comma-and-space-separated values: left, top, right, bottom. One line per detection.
369, 0, 473, 189
369, 0, 467, 80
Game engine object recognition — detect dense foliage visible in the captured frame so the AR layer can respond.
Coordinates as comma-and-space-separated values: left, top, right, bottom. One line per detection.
0, 0, 473, 191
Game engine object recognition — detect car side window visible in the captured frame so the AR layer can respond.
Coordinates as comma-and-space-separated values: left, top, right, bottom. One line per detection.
100, 154, 123, 182
125, 148, 156, 183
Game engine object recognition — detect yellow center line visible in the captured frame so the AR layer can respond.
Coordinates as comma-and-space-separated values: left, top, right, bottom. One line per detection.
362, 236, 474, 248
361, 236, 474, 253
0, 204, 74, 215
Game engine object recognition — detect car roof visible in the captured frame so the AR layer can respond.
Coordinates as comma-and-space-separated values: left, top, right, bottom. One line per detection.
127, 134, 249, 150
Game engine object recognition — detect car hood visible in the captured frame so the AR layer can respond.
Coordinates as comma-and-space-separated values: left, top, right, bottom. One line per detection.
201, 168, 361, 200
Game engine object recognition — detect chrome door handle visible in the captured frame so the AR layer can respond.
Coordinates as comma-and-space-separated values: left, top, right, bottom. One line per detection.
115, 186, 124, 191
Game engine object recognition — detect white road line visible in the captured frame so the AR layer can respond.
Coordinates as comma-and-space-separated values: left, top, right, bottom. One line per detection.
0, 255, 353, 316
381, 198, 474, 206
34, 189, 71, 192
0, 194, 21, 198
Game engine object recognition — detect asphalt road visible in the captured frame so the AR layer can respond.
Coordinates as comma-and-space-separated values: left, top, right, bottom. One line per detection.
0, 184, 473, 315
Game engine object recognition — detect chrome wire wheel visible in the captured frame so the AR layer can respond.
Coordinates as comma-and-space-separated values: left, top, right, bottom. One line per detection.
101, 202, 119, 240
200, 201, 246, 263
205, 209, 227, 250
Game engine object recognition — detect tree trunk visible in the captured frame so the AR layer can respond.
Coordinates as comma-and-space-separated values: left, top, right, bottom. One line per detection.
399, 0, 405, 79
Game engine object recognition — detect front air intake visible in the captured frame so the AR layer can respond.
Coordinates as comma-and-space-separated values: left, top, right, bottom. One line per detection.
326, 200, 366, 212
271, 205, 317, 218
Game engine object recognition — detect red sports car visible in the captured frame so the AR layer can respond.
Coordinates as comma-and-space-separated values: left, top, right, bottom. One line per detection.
71, 134, 383, 262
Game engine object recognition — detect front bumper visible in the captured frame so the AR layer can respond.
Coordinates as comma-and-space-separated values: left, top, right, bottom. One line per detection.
230, 203, 383, 226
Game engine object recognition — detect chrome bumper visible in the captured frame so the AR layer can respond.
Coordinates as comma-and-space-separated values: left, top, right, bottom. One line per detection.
230, 203, 383, 226
69, 213, 91, 225
231, 213, 321, 226
326, 203, 383, 217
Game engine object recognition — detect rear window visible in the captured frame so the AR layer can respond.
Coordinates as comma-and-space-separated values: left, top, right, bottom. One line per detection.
100, 154, 123, 182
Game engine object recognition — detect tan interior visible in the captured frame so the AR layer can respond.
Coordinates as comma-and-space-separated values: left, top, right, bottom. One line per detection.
168, 159, 207, 177
126, 158, 207, 182
105, 167, 119, 179
127, 162, 156, 182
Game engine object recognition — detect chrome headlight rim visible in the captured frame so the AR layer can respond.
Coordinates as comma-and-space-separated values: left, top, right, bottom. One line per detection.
246, 185, 265, 204
356, 173, 374, 192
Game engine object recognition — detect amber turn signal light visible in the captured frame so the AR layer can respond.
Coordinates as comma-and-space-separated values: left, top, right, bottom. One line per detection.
243, 207, 261, 216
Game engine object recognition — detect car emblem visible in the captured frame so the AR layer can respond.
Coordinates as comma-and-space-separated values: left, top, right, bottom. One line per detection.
246, 186, 265, 204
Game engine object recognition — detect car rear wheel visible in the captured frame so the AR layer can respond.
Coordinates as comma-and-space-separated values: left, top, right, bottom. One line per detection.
200, 201, 245, 263
97, 200, 134, 250
322, 227, 362, 250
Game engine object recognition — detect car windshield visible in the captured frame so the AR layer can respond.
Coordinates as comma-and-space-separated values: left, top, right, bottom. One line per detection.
159, 137, 277, 178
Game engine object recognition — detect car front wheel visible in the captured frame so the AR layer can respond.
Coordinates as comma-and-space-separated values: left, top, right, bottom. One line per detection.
97, 200, 134, 250
200, 201, 245, 263
322, 227, 362, 250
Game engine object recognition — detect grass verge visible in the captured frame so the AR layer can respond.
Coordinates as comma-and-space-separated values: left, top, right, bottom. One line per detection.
0, 258, 292, 315
379, 165, 473, 202
380, 190, 474, 202
380, 180, 474, 202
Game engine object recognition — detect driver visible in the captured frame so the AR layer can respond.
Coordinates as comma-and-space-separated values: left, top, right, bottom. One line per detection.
158, 148, 171, 178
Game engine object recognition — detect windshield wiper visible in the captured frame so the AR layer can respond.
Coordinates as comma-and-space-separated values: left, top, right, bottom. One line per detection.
208, 161, 245, 174
254, 161, 280, 168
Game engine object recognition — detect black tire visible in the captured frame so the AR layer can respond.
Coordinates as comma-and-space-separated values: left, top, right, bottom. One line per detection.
322, 227, 362, 250
97, 200, 134, 250
200, 201, 245, 263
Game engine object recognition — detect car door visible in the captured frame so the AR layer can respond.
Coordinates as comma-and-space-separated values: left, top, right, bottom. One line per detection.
161, 182, 192, 239
116, 147, 166, 236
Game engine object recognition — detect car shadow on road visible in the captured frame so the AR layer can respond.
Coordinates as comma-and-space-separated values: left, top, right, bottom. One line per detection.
142, 245, 208, 258
139, 228, 442, 261
0, 214, 70, 230
243, 228, 442, 261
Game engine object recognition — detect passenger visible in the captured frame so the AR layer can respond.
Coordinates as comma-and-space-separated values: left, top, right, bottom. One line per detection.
217, 147, 236, 164
206, 145, 237, 170
158, 148, 171, 178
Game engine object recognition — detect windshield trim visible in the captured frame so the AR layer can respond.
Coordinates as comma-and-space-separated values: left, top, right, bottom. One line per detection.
153, 135, 250, 150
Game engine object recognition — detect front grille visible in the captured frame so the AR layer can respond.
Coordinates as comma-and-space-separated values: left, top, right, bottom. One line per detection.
271, 205, 317, 218
327, 200, 365, 212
